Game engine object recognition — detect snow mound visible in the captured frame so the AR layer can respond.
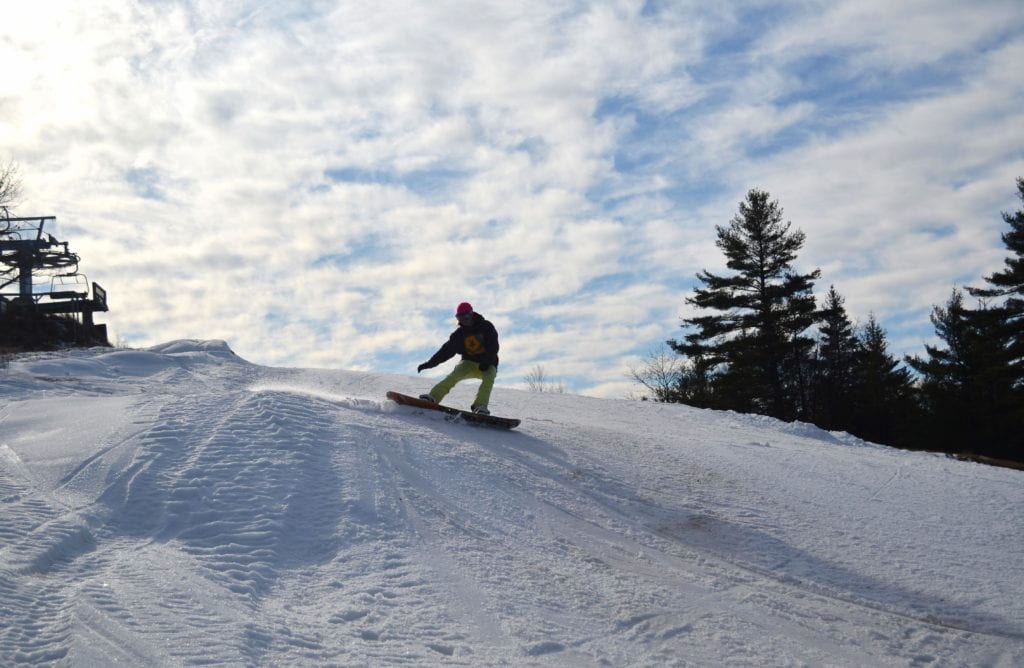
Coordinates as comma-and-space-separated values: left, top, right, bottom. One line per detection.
147, 338, 239, 358
1, 341, 1021, 665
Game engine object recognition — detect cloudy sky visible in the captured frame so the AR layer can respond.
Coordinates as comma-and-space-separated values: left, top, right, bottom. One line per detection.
3, 0, 1023, 398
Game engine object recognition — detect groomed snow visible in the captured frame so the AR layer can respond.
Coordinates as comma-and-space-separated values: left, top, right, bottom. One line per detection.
1, 340, 1021, 665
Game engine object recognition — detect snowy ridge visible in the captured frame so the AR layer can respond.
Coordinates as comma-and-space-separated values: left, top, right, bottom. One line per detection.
0, 340, 1021, 665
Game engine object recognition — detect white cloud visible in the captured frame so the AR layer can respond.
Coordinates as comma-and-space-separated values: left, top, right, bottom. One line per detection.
2, 1, 1022, 397
727, 37, 1024, 347
758, 0, 1021, 72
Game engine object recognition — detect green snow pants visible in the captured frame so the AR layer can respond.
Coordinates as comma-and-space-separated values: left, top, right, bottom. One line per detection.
428, 360, 497, 409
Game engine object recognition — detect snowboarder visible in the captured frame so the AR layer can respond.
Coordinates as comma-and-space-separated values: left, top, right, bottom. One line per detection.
417, 302, 499, 415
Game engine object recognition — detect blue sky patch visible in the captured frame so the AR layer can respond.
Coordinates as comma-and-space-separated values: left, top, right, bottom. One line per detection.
125, 167, 165, 201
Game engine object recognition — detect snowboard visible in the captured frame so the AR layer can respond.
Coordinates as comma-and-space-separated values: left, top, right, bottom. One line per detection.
386, 391, 520, 430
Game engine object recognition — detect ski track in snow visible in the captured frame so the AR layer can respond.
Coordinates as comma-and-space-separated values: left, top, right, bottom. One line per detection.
0, 341, 1022, 665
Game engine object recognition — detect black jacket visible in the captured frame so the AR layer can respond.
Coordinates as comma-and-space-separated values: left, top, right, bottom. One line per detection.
421, 313, 499, 370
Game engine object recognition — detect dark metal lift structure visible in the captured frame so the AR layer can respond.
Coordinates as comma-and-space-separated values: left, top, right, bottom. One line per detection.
1, 216, 108, 334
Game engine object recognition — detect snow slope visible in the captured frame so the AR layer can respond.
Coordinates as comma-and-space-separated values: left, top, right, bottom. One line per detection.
1, 340, 1021, 666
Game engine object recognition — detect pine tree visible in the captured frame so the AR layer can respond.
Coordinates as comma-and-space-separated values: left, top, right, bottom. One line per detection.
811, 286, 861, 431
967, 177, 1024, 391
851, 315, 917, 447
671, 189, 821, 420
906, 289, 971, 451
960, 177, 1024, 460
905, 289, 1014, 457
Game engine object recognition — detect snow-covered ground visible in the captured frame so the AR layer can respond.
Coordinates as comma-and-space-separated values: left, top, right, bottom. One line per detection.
1, 340, 1021, 666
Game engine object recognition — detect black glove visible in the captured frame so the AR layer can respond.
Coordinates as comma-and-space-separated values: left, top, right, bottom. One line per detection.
417, 363, 429, 373
479, 363, 490, 372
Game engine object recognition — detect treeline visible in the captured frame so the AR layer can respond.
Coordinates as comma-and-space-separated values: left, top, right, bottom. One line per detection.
635, 179, 1023, 465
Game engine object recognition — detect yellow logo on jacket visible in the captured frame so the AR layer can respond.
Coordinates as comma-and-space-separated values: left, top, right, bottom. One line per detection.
464, 335, 485, 355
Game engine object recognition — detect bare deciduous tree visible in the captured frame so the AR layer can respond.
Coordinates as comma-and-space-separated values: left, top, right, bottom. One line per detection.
628, 344, 686, 401
1, 159, 23, 217
524, 364, 565, 393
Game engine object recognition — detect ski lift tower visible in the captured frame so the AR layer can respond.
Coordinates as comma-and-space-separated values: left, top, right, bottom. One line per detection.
0, 215, 109, 339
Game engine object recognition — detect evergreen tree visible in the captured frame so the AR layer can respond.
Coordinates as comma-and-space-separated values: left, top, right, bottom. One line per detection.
905, 289, 1014, 457
851, 315, 917, 447
811, 286, 861, 431
671, 189, 821, 420
906, 289, 971, 451
959, 177, 1024, 460
670, 353, 719, 406
967, 177, 1024, 390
